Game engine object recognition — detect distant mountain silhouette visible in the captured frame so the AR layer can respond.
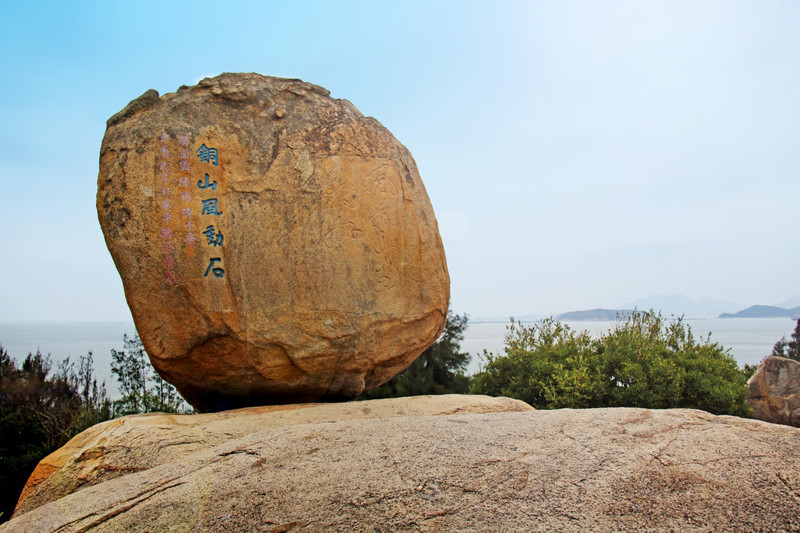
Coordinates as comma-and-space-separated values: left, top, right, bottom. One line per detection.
620, 295, 740, 318
556, 309, 633, 321
775, 295, 800, 309
473, 295, 800, 324
719, 305, 800, 319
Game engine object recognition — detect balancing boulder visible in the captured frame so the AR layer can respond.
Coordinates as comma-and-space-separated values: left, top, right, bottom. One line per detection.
97, 73, 449, 412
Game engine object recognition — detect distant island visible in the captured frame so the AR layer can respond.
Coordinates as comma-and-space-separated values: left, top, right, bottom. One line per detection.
556, 309, 633, 321
719, 305, 800, 319
556, 303, 800, 321
476, 295, 800, 324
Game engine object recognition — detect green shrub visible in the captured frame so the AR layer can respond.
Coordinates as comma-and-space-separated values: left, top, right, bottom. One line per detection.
111, 334, 190, 415
471, 310, 750, 416
0, 348, 111, 523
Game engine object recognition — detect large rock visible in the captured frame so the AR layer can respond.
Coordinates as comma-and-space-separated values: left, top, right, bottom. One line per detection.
747, 355, 800, 427
6, 397, 800, 532
97, 73, 449, 411
13, 395, 532, 516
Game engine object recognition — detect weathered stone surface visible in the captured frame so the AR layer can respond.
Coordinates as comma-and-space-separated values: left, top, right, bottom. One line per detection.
97, 73, 449, 411
6, 397, 800, 532
13, 395, 532, 516
747, 355, 800, 427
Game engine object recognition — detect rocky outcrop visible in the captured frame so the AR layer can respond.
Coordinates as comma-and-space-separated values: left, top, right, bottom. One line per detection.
13, 395, 531, 517
7, 396, 800, 532
97, 73, 449, 412
748, 355, 800, 427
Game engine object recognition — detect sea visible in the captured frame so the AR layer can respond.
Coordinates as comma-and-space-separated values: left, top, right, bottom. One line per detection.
0, 317, 796, 397
0, 322, 135, 397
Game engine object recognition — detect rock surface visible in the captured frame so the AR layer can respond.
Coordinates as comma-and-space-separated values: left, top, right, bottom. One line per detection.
748, 355, 800, 427
13, 395, 531, 516
97, 73, 449, 412
7, 396, 800, 532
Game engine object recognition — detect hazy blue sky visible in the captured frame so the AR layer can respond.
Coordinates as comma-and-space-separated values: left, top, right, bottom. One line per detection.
1, 0, 798, 322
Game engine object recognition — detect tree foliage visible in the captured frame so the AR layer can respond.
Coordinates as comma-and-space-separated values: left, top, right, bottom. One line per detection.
359, 311, 471, 399
770, 319, 800, 362
0, 347, 111, 523
0, 333, 192, 523
471, 310, 750, 416
111, 335, 189, 416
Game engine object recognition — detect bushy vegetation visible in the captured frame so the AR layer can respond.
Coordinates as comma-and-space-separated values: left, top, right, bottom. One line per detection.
0, 334, 189, 523
471, 310, 751, 416
0, 348, 111, 522
111, 334, 190, 415
359, 311, 471, 399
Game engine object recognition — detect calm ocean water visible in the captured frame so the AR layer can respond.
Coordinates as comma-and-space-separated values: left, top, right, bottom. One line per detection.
0, 322, 135, 397
0, 317, 796, 397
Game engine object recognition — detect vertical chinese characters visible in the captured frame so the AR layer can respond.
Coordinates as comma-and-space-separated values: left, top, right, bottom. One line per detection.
159, 132, 177, 285
178, 135, 196, 246
196, 144, 225, 279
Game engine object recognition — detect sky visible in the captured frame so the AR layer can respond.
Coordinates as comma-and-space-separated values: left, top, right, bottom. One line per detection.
1, 0, 798, 322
